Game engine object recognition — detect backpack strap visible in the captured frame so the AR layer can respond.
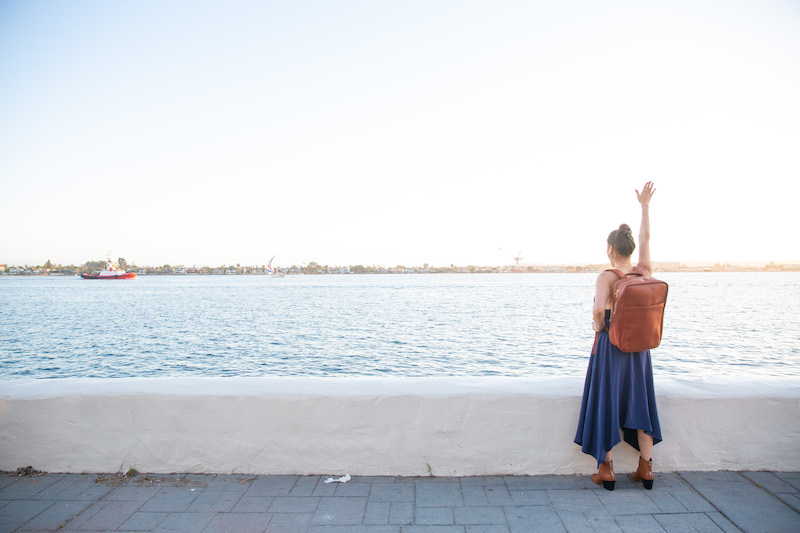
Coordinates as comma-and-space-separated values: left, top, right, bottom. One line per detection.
604, 268, 643, 279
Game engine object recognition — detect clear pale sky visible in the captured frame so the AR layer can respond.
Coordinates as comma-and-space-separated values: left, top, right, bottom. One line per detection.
1, 0, 798, 268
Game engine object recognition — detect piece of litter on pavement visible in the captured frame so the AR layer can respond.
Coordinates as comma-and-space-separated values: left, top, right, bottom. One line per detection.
324, 474, 351, 484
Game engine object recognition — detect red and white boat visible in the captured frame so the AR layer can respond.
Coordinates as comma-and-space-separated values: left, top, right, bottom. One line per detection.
81, 261, 136, 280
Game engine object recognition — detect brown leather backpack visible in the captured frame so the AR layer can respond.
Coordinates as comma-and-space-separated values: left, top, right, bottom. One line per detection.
605, 267, 668, 353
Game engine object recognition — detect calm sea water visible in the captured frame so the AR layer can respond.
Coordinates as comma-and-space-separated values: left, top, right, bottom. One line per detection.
1, 273, 798, 379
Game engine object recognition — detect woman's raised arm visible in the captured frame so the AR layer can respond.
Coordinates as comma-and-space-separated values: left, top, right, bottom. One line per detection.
636, 181, 656, 274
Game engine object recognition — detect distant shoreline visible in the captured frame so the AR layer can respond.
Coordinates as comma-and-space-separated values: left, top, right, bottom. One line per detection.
4, 260, 799, 277
3, 266, 799, 276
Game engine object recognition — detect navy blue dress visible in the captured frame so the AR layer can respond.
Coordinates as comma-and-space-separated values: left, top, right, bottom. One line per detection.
574, 311, 662, 467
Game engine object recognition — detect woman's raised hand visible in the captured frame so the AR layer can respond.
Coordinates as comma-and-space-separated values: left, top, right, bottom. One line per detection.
636, 181, 656, 206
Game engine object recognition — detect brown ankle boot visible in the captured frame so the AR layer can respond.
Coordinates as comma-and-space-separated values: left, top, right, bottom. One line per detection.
632, 456, 654, 489
591, 460, 616, 491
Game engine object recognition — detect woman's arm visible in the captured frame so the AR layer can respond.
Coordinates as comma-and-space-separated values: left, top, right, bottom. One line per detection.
636, 181, 656, 274
592, 272, 615, 332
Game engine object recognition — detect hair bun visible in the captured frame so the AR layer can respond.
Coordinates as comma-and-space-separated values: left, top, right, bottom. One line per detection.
619, 224, 632, 236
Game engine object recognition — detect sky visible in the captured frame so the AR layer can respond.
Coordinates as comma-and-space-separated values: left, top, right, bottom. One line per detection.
1, 0, 799, 269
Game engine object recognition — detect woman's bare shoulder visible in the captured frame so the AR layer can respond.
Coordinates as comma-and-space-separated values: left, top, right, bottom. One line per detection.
596, 270, 619, 286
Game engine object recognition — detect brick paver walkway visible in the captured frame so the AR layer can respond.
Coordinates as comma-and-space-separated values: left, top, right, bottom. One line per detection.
1, 471, 799, 532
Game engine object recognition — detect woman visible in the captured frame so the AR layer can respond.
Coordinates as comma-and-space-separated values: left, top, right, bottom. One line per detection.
574, 181, 662, 491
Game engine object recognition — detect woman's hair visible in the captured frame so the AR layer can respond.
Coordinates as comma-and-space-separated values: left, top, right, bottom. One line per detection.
607, 224, 635, 257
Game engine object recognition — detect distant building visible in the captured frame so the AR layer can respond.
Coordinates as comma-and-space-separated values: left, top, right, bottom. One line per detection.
654, 262, 681, 272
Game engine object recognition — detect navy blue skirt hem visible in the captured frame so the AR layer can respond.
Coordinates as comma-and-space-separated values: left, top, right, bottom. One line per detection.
574, 327, 662, 467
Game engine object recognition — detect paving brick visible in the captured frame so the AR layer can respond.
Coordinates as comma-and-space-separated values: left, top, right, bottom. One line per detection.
505, 476, 594, 491
289, 476, 322, 496
61, 499, 106, 530
416, 506, 454, 525
311, 496, 367, 525
246, 476, 298, 497
654, 512, 726, 532
705, 511, 743, 533
103, 485, 161, 502
363, 500, 390, 525
29, 475, 85, 500
0, 474, 18, 490
485, 486, 514, 507
370, 482, 414, 502
504, 505, 565, 532
54, 479, 113, 501
72, 500, 144, 531
555, 509, 595, 532
546, 490, 603, 512
508, 489, 549, 506
680, 471, 800, 533
455, 506, 507, 525
118, 511, 168, 531
153, 511, 215, 532
666, 484, 716, 513
416, 482, 464, 507
581, 508, 624, 533
742, 471, 799, 494
203, 512, 272, 533
776, 492, 800, 513
613, 514, 666, 533
181, 473, 216, 485
232, 495, 272, 513
644, 489, 687, 513
138, 487, 199, 513
401, 527, 466, 533
389, 501, 414, 525
398, 477, 455, 484
311, 481, 338, 497
206, 475, 256, 491
460, 477, 506, 486
185, 490, 242, 512
268, 496, 319, 513
0, 476, 60, 500
0, 499, 56, 531
775, 472, 800, 492
266, 512, 314, 533
654, 473, 694, 491
19, 499, 95, 531
594, 489, 660, 516
462, 487, 488, 506
333, 481, 371, 497
351, 476, 399, 483
307, 526, 400, 532
465, 526, 510, 533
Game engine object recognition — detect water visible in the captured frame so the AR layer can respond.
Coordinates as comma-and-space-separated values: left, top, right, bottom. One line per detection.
1, 273, 798, 379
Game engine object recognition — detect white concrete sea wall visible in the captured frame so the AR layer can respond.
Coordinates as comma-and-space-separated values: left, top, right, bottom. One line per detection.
1, 377, 799, 475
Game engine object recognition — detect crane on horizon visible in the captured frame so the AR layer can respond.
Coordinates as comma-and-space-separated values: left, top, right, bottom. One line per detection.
499, 248, 523, 272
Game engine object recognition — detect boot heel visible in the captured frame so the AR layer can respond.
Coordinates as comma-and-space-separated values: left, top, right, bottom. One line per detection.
602, 480, 616, 491
642, 479, 653, 490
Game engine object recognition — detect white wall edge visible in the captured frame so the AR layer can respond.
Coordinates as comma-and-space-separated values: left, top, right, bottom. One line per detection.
2, 376, 799, 476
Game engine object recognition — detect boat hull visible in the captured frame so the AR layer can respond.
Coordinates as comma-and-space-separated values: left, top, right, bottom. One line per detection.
81, 272, 137, 280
